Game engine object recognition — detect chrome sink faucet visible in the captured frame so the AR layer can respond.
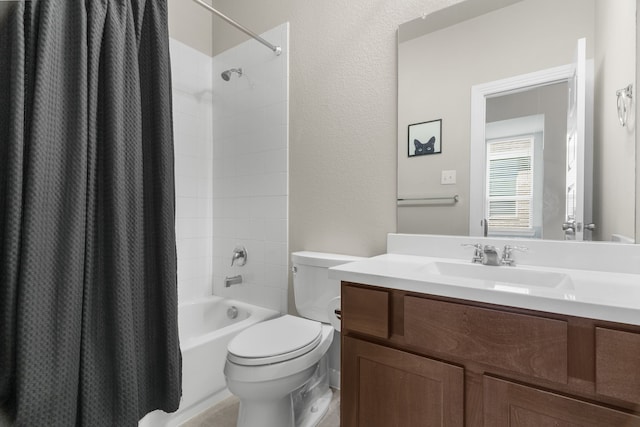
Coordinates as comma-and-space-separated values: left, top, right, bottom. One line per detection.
481, 245, 500, 266
462, 243, 505, 266
464, 243, 529, 266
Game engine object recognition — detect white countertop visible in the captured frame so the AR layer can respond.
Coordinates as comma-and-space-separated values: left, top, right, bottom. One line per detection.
329, 253, 640, 326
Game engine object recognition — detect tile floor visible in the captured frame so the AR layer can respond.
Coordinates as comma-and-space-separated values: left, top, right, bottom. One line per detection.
181, 389, 340, 427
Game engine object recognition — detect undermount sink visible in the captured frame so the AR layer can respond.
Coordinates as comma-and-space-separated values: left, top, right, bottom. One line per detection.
423, 261, 573, 291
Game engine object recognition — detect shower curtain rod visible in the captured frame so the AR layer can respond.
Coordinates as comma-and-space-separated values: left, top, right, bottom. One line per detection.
192, 0, 282, 56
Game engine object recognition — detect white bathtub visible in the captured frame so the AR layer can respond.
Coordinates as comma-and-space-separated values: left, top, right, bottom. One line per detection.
139, 296, 279, 427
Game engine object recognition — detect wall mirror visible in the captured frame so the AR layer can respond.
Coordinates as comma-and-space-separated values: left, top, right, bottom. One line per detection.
397, 0, 637, 243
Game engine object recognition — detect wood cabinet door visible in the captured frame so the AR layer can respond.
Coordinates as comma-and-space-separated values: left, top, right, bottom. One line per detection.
484, 376, 640, 426
595, 327, 640, 405
342, 336, 464, 427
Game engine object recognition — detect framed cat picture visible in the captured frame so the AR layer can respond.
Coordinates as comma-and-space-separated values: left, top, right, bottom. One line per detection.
408, 119, 442, 157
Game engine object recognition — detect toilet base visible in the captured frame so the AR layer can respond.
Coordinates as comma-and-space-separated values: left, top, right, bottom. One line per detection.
236, 387, 332, 427
296, 387, 332, 427
237, 395, 294, 427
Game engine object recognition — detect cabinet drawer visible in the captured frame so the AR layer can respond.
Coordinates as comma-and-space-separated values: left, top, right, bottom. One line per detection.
596, 327, 640, 404
404, 296, 568, 383
342, 284, 389, 338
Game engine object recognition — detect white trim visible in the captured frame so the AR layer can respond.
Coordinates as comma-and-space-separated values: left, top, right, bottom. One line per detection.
469, 64, 574, 237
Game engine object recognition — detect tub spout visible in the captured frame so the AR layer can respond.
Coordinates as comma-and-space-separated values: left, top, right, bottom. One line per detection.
225, 275, 243, 287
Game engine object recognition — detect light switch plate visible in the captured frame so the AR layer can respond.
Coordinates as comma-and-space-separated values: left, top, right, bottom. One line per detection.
441, 170, 456, 185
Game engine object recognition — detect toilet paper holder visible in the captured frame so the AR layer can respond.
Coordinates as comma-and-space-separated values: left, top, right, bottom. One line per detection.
334, 309, 341, 320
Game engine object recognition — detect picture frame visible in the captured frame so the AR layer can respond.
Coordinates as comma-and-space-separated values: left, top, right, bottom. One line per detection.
408, 119, 442, 157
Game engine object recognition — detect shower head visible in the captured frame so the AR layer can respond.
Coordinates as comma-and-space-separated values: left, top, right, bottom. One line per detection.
221, 68, 243, 81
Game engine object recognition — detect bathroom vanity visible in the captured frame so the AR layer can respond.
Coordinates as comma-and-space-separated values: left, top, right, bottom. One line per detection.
331, 234, 640, 426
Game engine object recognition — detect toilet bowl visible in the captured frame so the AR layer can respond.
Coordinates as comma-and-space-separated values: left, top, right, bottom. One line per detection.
224, 318, 334, 427
224, 251, 363, 427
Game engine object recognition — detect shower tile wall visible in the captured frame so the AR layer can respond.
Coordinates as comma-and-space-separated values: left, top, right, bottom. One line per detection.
212, 23, 289, 313
170, 38, 215, 304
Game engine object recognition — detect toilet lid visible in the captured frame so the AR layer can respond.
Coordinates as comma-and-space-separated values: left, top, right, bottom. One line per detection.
227, 315, 322, 366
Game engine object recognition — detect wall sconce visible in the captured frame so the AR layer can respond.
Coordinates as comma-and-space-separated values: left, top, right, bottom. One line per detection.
616, 84, 633, 127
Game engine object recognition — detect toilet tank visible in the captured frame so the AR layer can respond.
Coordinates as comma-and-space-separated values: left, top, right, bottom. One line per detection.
291, 251, 363, 323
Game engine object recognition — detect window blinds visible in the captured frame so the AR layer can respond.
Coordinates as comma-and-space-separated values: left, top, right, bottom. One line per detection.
486, 137, 534, 231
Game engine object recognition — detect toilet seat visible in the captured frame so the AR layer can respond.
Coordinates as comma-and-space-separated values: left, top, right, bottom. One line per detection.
227, 315, 322, 366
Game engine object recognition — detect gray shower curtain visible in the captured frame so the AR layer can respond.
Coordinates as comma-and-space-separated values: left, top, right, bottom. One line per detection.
0, 0, 181, 425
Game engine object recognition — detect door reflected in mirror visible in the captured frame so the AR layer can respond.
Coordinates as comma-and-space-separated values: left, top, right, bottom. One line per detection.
397, 0, 636, 243
468, 60, 585, 241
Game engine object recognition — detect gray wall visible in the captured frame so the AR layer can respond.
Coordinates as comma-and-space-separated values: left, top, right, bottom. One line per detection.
594, 0, 636, 242
167, 0, 213, 56
637, 0, 640, 243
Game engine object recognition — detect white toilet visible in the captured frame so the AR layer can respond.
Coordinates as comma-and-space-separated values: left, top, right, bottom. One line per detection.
223, 251, 362, 427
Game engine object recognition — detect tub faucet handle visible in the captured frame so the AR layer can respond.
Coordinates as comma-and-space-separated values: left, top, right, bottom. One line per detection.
231, 246, 247, 266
